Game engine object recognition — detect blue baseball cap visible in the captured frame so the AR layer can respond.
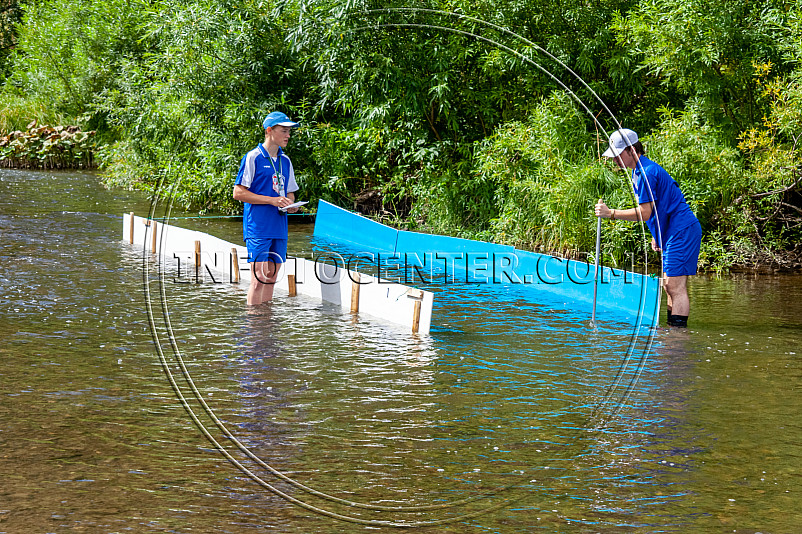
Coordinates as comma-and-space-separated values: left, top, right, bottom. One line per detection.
262, 111, 299, 129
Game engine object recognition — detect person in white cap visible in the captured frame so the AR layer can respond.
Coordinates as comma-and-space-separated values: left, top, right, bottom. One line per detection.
233, 111, 301, 305
595, 129, 702, 327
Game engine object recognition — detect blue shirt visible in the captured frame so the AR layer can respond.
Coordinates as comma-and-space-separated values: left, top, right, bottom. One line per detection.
235, 144, 299, 240
632, 156, 698, 249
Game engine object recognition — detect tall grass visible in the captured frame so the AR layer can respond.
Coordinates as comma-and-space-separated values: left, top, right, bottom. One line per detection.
0, 93, 71, 133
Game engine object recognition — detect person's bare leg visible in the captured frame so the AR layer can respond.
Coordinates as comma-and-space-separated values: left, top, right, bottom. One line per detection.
247, 261, 278, 305
664, 275, 689, 325
260, 260, 278, 301
665, 275, 688, 315
247, 262, 264, 305
663, 274, 673, 320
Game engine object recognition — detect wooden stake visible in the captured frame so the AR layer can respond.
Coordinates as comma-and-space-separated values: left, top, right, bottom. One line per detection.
412, 300, 422, 334
288, 274, 297, 296
407, 288, 424, 334
231, 248, 240, 283
350, 272, 361, 313
151, 221, 158, 254
129, 212, 135, 244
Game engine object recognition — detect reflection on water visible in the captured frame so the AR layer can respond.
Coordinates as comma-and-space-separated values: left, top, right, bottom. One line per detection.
2, 168, 801, 532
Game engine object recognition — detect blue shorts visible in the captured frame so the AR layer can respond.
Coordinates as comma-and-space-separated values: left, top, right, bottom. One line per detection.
245, 238, 287, 264
662, 221, 702, 277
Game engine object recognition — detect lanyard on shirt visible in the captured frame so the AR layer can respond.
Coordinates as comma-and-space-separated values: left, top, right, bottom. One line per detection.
265, 148, 282, 181
260, 145, 284, 196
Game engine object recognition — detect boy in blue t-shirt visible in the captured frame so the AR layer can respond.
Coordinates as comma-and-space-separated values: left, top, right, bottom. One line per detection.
233, 111, 300, 305
595, 129, 702, 327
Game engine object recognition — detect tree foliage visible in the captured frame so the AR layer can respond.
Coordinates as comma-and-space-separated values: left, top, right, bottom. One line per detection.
618, 0, 790, 133
0, 0, 21, 81
2, 0, 802, 269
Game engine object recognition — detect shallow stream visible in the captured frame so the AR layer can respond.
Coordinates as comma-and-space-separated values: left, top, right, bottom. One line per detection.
1, 169, 801, 533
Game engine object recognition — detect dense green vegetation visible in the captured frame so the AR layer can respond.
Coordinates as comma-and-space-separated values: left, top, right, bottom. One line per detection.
2, 0, 801, 270
0, 121, 96, 168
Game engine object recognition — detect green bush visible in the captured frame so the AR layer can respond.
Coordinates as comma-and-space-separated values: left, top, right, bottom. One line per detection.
647, 107, 748, 234
8, 0, 147, 117
0, 120, 96, 169
415, 92, 650, 263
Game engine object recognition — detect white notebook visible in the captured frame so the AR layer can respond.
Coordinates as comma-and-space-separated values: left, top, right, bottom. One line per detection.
279, 201, 308, 212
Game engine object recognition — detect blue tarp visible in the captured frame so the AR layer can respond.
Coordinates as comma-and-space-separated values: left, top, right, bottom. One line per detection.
313, 199, 398, 253
313, 200, 659, 325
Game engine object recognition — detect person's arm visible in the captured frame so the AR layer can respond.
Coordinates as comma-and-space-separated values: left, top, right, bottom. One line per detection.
285, 191, 301, 213
595, 200, 653, 222
232, 184, 293, 208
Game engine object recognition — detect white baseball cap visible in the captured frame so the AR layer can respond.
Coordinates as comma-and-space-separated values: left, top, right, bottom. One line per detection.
602, 129, 639, 158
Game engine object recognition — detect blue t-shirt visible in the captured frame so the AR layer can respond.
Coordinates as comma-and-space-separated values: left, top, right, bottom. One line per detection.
632, 156, 698, 249
235, 144, 299, 240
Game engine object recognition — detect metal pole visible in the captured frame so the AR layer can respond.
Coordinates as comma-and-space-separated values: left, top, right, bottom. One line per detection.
592, 199, 602, 325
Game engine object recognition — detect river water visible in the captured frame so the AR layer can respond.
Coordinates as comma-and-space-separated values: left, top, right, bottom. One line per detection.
1, 168, 801, 533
